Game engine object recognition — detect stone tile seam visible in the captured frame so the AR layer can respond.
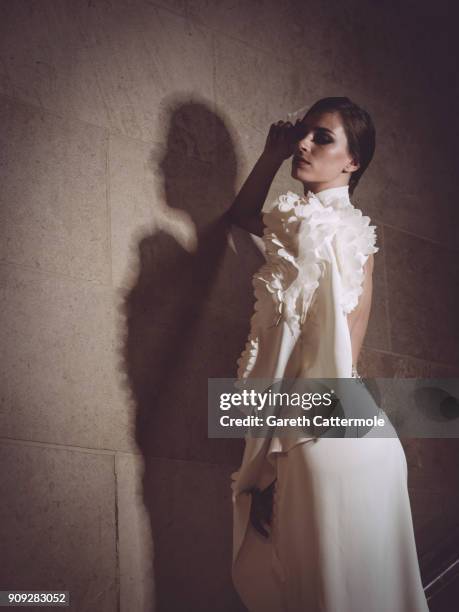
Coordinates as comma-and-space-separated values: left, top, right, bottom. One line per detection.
113, 454, 121, 612
210, 30, 217, 116
0, 439, 242, 468
0, 436, 132, 456
373, 218, 459, 254
106, 133, 114, 289
361, 345, 459, 371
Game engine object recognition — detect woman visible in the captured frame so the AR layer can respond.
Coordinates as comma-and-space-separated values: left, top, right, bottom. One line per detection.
226, 97, 429, 611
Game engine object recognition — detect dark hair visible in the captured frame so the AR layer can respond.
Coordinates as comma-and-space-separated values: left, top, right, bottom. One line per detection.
304, 97, 376, 196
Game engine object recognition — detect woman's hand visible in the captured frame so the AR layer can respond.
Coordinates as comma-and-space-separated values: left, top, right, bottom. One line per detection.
262, 119, 302, 163
249, 480, 276, 538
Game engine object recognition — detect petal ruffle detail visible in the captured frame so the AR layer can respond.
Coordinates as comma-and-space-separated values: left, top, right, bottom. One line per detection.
333, 207, 379, 314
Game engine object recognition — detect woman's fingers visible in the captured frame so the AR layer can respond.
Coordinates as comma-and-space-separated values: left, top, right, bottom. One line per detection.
250, 511, 270, 538
250, 488, 269, 537
272, 120, 292, 130
249, 481, 276, 538
264, 120, 297, 160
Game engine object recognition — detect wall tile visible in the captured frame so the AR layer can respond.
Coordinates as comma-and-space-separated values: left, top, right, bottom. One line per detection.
0, 96, 109, 283
0, 264, 135, 452
384, 226, 459, 365
0, 442, 117, 611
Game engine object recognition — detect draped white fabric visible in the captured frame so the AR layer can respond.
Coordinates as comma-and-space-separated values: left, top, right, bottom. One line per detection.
231, 185, 429, 611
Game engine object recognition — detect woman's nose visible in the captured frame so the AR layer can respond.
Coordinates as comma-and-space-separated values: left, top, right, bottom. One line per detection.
299, 137, 312, 153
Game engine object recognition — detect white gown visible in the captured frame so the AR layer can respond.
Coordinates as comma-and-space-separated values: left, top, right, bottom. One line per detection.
231, 186, 429, 612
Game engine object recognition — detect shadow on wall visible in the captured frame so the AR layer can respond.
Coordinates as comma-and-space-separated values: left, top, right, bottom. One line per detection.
119, 101, 263, 611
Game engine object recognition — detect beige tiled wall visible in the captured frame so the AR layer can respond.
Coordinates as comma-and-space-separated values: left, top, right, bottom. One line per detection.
1, 1, 458, 610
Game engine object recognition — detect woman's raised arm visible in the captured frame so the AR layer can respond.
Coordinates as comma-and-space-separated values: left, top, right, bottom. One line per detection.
226, 121, 299, 236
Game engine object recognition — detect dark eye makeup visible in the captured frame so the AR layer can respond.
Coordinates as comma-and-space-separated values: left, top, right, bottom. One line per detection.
315, 133, 332, 144
294, 123, 334, 144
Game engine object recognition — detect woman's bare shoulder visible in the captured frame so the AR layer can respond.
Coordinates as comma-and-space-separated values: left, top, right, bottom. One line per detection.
365, 252, 375, 271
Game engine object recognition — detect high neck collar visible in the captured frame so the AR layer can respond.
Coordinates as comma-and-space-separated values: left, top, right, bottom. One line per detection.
304, 184, 351, 208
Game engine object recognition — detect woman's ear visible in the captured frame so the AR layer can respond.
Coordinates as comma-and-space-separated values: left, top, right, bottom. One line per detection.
345, 158, 360, 173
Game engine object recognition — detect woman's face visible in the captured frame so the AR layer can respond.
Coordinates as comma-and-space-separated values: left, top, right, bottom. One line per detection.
291, 111, 359, 192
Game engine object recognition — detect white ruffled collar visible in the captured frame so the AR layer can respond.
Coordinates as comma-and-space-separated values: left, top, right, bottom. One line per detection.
303, 184, 351, 209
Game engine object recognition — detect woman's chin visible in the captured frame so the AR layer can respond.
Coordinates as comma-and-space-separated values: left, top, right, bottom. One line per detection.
291, 167, 312, 180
